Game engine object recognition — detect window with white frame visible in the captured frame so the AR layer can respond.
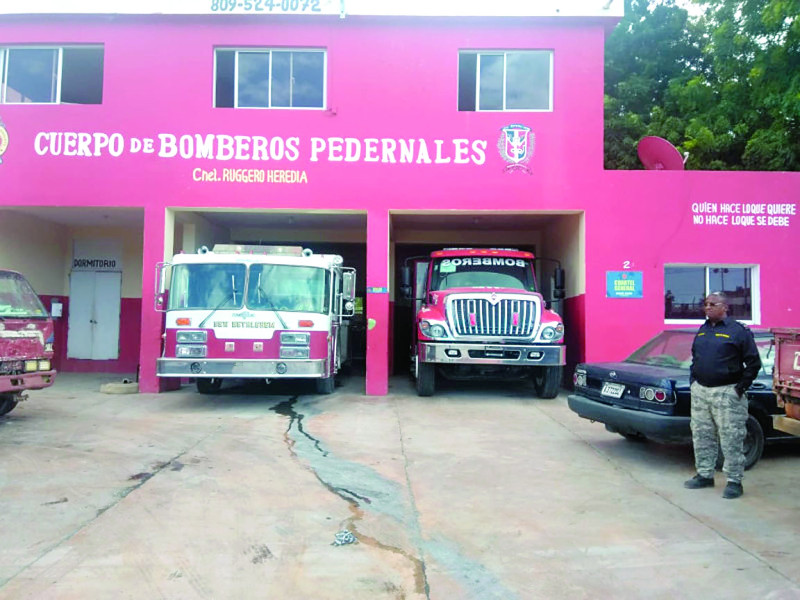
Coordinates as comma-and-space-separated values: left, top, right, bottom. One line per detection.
664, 265, 758, 322
0, 46, 104, 104
214, 48, 325, 109
458, 50, 552, 112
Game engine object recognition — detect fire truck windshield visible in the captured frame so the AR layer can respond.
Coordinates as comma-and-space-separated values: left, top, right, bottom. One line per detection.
0, 271, 49, 319
246, 265, 329, 314
168, 264, 246, 310
430, 257, 537, 292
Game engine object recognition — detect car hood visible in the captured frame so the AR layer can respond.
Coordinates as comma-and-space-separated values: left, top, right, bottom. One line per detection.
578, 361, 690, 390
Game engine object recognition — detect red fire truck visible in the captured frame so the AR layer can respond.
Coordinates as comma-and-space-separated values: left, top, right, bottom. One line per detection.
401, 248, 566, 397
0, 269, 56, 416
155, 244, 356, 394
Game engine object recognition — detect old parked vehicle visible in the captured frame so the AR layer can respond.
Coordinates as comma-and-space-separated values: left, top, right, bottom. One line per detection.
567, 328, 788, 469
0, 269, 56, 416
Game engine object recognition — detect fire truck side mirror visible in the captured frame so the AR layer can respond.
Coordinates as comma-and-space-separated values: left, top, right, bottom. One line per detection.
154, 263, 169, 313
342, 270, 356, 301
554, 267, 566, 291
400, 265, 412, 298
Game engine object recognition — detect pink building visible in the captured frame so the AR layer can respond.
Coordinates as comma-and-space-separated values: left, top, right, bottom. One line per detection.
1, 1, 798, 395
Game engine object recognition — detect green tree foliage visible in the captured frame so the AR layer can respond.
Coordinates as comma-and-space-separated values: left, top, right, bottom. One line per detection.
605, 0, 800, 170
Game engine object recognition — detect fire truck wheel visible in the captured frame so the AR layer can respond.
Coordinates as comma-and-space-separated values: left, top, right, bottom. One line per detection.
316, 375, 335, 395
534, 366, 562, 399
0, 394, 19, 416
416, 362, 436, 397
196, 378, 222, 394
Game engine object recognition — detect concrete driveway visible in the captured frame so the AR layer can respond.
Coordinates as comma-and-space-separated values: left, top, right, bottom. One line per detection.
2, 373, 800, 599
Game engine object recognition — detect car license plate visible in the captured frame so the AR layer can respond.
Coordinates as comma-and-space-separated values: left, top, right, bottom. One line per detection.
601, 382, 626, 398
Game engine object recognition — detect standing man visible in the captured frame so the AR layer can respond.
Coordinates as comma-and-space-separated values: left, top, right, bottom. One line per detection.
684, 292, 761, 499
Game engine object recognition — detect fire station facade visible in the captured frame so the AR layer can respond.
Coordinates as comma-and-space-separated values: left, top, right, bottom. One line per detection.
1, 2, 798, 395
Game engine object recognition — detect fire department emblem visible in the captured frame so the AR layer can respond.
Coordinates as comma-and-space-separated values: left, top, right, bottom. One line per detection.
0, 117, 8, 165
498, 124, 534, 174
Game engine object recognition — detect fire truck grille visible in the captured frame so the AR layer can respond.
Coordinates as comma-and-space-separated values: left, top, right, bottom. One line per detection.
450, 298, 538, 337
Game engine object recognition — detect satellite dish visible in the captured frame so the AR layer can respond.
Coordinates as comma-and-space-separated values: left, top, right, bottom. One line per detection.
637, 136, 686, 170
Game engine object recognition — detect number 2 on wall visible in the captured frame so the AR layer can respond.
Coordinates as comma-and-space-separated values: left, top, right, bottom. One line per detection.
622, 261, 632, 269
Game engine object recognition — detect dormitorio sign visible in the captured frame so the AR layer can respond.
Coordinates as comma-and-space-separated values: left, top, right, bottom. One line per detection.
33, 132, 488, 165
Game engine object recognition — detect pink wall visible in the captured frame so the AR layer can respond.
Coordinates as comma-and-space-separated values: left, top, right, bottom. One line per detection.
585, 171, 800, 362
2, 14, 798, 392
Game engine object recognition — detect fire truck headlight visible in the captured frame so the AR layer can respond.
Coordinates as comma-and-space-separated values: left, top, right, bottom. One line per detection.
430, 324, 447, 338
280, 347, 310, 359
281, 332, 310, 345
176, 345, 207, 358
177, 331, 208, 343
539, 324, 564, 342
38, 360, 51, 371
420, 321, 448, 339
25, 360, 38, 372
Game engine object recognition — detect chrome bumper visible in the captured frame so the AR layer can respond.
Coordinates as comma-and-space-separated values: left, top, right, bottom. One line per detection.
418, 342, 565, 366
157, 358, 328, 378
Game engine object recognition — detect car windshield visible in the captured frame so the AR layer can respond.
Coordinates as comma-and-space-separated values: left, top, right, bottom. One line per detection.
627, 330, 694, 368
0, 271, 48, 318
246, 264, 329, 314
168, 263, 247, 310
756, 337, 775, 376
429, 256, 536, 291
628, 329, 773, 374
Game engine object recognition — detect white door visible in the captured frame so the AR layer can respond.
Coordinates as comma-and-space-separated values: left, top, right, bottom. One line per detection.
67, 271, 121, 360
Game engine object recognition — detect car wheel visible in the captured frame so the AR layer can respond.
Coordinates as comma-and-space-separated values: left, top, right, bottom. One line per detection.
196, 378, 222, 394
0, 394, 19, 416
534, 366, 562, 399
714, 414, 765, 471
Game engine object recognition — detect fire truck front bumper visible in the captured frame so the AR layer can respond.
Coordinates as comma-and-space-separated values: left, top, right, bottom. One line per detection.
0, 371, 57, 394
157, 358, 329, 378
419, 342, 565, 366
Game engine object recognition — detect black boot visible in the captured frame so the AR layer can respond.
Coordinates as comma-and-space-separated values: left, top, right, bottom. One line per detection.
722, 481, 743, 499
684, 474, 715, 489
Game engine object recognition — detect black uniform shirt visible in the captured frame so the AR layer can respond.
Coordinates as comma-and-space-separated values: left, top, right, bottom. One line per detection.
690, 316, 762, 393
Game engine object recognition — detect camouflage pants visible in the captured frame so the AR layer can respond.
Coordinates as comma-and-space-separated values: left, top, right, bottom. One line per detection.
690, 382, 748, 483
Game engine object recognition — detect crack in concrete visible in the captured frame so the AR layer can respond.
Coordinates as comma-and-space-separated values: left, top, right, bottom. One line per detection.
392, 398, 431, 599
273, 395, 519, 600
0, 424, 225, 589
272, 396, 430, 597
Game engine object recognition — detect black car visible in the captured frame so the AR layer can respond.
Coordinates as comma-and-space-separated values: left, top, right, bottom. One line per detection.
567, 329, 787, 469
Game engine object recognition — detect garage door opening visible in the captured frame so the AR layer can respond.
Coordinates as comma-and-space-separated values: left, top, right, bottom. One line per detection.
389, 211, 585, 378
164, 209, 367, 393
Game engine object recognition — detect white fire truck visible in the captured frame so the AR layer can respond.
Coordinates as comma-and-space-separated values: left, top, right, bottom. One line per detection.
155, 244, 356, 394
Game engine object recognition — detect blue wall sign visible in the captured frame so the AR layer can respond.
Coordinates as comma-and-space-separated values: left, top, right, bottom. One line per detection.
606, 271, 643, 298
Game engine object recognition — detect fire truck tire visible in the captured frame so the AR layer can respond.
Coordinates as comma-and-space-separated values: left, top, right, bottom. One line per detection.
316, 375, 335, 395
534, 366, 562, 399
196, 378, 222, 394
416, 362, 436, 397
0, 394, 19, 416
